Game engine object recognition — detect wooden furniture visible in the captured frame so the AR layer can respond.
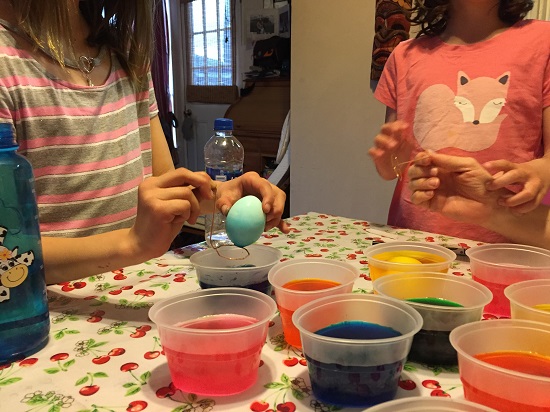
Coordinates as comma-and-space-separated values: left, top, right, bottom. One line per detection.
224, 77, 290, 175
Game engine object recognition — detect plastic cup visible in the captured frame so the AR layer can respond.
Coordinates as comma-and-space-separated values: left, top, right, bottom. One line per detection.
292, 293, 423, 408
450, 319, 550, 411
466, 243, 550, 317
365, 241, 456, 282
148, 287, 277, 396
267, 258, 359, 349
366, 397, 498, 411
190, 244, 282, 295
504, 279, 550, 324
373, 272, 492, 365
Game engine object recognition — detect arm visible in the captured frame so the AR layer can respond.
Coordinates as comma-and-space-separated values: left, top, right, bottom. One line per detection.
43, 169, 290, 283
484, 106, 550, 213
43, 168, 215, 284
408, 152, 550, 249
368, 108, 412, 180
150, 115, 176, 176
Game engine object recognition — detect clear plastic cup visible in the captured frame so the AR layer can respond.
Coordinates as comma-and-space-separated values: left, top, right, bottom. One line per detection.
466, 243, 550, 317
366, 397, 498, 411
190, 244, 282, 295
365, 241, 456, 282
373, 272, 492, 365
148, 287, 277, 396
267, 258, 359, 349
292, 293, 423, 408
450, 319, 550, 411
504, 279, 550, 324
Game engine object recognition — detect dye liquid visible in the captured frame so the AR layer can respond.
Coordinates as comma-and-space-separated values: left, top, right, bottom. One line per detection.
370, 250, 447, 280
533, 304, 550, 312
472, 276, 509, 317
475, 350, 550, 377
198, 278, 272, 295
278, 278, 341, 348
408, 329, 456, 365
164, 314, 262, 396
462, 351, 550, 412
283, 278, 341, 291
406, 297, 463, 307
307, 321, 403, 407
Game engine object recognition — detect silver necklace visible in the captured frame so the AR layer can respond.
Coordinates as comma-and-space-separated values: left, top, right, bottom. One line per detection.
42, 45, 108, 87
1, 21, 107, 86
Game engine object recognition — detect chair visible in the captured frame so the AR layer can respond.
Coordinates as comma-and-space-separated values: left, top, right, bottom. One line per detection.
268, 110, 290, 191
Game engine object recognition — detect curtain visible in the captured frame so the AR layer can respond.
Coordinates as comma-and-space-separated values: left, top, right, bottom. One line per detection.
527, 0, 550, 20
152, 0, 179, 165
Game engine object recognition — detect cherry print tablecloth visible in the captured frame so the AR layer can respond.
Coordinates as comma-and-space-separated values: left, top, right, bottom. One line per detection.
0, 212, 487, 412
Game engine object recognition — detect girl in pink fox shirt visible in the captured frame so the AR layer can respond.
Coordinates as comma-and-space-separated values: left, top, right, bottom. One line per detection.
369, 0, 550, 243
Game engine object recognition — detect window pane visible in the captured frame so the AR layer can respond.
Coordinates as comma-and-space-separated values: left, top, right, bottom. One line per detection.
219, 1, 230, 30
221, 28, 231, 65
186, 0, 233, 87
204, 0, 218, 32
191, 1, 203, 33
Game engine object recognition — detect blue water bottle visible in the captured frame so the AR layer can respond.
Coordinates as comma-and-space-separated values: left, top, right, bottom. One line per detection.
0, 123, 49, 363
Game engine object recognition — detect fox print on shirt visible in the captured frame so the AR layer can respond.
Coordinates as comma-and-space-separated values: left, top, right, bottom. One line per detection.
414, 71, 510, 152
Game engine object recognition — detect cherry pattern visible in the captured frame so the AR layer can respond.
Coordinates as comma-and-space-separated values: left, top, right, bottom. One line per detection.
421, 378, 459, 398
143, 336, 162, 360
0, 357, 38, 388
45, 353, 75, 374
153, 384, 216, 411
87, 309, 105, 323
120, 362, 151, 396
126, 400, 148, 411
76, 371, 108, 396
3, 213, 477, 411
249, 374, 309, 412
96, 322, 152, 338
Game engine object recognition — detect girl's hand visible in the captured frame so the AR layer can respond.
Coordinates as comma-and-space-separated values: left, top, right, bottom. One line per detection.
368, 120, 411, 180
130, 168, 214, 258
216, 172, 290, 234
483, 159, 549, 214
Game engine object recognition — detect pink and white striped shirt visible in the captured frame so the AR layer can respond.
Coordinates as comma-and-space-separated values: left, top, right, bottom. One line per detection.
0, 21, 158, 237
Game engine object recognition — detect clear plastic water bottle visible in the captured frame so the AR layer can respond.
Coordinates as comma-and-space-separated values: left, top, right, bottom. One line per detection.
0, 123, 49, 363
204, 118, 244, 247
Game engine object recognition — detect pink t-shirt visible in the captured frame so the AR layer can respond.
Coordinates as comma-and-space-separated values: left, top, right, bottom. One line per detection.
375, 19, 550, 243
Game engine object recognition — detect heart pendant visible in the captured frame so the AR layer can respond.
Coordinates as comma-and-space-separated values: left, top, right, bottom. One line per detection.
79, 56, 95, 74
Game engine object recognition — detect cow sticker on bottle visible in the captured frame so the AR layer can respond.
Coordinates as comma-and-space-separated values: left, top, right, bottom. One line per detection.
0, 226, 35, 303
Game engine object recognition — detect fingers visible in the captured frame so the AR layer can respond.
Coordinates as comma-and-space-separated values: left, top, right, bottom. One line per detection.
216, 172, 288, 233
276, 219, 291, 234
484, 161, 526, 190
410, 189, 435, 206
157, 168, 214, 201
370, 121, 409, 156
496, 184, 544, 214
139, 170, 209, 225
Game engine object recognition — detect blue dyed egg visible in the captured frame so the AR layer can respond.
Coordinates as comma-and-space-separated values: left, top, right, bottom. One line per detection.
226, 196, 266, 248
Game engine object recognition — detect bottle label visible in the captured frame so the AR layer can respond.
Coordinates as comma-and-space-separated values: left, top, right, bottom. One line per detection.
205, 167, 243, 182
0, 226, 35, 303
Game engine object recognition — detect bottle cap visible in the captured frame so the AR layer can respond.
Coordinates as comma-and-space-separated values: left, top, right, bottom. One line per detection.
214, 118, 233, 131
0, 123, 16, 148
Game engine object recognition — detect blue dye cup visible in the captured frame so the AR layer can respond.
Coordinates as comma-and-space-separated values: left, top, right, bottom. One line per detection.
292, 294, 423, 408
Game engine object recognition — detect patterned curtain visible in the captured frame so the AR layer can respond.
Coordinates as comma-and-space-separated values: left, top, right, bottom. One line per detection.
152, 0, 179, 165
371, 0, 412, 80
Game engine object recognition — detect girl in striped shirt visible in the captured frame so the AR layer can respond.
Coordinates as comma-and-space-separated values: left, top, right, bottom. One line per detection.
0, 0, 288, 283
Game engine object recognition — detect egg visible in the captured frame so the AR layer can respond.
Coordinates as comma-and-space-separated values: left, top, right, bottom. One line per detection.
387, 256, 422, 264
226, 195, 266, 248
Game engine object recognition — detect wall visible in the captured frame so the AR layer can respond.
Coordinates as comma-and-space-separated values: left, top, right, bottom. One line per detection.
290, 1, 395, 224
